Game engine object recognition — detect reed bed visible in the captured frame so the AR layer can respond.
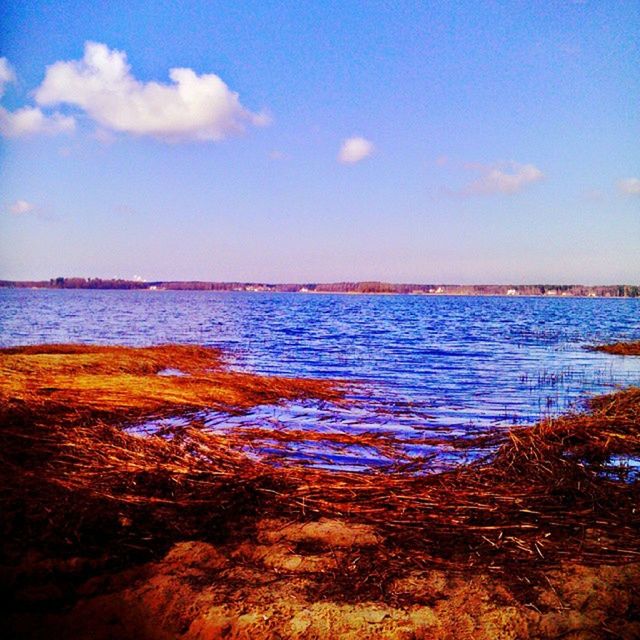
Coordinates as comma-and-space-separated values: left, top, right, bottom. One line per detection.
1, 343, 639, 585
0, 344, 343, 422
589, 340, 640, 356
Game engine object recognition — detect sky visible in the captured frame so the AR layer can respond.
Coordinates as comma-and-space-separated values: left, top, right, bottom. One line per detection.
0, 0, 638, 284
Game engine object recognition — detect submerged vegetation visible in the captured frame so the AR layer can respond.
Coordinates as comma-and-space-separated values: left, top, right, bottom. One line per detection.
1, 342, 640, 637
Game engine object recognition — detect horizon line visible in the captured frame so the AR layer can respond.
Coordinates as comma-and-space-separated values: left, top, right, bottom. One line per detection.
1, 277, 639, 289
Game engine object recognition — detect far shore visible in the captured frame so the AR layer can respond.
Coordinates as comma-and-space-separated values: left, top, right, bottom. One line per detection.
1, 277, 639, 299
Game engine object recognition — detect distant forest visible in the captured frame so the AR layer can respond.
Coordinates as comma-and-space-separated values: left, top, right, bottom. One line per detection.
1, 277, 638, 297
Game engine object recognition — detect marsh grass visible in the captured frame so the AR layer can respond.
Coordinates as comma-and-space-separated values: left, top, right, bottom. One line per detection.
0, 344, 343, 421
1, 343, 639, 589
590, 340, 640, 356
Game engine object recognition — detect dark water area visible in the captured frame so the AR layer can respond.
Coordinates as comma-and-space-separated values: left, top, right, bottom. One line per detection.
2, 289, 640, 470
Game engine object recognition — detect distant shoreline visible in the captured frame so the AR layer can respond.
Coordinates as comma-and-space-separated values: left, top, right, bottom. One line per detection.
1, 277, 639, 298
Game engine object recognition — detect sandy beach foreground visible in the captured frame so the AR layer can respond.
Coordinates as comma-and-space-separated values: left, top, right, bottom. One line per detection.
1, 343, 639, 639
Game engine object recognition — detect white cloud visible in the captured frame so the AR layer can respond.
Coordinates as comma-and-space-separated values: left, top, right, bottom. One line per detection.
8, 199, 35, 215
617, 177, 640, 196
0, 57, 16, 97
0, 105, 75, 137
35, 42, 267, 142
0, 56, 76, 138
338, 136, 374, 164
462, 161, 544, 195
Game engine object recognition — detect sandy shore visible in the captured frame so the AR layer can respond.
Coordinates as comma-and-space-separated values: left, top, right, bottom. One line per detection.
6, 521, 640, 639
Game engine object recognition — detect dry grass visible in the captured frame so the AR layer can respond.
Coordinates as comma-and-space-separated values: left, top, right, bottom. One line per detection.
589, 340, 640, 356
1, 342, 640, 592
0, 344, 343, 424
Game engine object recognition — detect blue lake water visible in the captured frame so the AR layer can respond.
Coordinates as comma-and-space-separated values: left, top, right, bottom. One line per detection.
2, 289, 640, 470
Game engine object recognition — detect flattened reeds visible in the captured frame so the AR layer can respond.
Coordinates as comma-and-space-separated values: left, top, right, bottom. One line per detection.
1, 343, 639, 582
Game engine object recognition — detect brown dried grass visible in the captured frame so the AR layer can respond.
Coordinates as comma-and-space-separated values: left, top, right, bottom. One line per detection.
1, 343, 639, 582
589, 340, 640, 356
0, 344, 343, 423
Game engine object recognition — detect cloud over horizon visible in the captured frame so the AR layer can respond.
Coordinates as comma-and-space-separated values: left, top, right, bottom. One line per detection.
34, 42, 268, 142
338, 136, 374, 164
0, 57, 75, 138
617, 177, 640, 196
461, 161, 544, 195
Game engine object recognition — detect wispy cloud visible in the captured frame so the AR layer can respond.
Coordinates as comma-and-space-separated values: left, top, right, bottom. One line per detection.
617, 177, 640, 196
583, 189, 604, 202
338, 136, 374, 164
8, 199, 36, 215
460, 161, 544, 196
92, 128, 116, 145
0, 57, 16, 96
0, 57, 75, 138
35, 42, 268, 142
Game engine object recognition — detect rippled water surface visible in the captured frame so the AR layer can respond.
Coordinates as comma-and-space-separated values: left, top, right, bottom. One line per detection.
2, 289, 640, 469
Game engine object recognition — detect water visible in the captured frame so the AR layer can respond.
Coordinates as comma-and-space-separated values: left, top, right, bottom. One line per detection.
2, 289, 640, 469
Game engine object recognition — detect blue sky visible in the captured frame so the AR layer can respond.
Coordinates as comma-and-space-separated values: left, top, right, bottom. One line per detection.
0, 0, 638, 283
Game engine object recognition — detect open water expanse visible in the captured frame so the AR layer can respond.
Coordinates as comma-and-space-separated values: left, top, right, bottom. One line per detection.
2, 289, 640, 469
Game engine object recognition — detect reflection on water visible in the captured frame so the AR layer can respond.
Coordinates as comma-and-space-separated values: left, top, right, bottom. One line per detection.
125, 398, 502, 471
2, 289, 640, 469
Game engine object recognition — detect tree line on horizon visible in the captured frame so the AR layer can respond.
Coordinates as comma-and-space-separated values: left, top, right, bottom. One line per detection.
0, 277, 638, 298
